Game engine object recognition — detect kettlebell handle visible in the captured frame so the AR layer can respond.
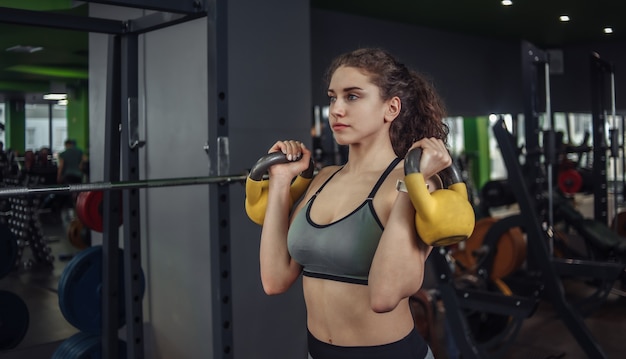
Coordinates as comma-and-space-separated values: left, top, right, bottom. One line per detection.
249, 152, 314, 181
404, 147, 464, 190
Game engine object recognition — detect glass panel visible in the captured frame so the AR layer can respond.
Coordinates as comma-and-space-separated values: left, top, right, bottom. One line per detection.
444, 116, 464, 157
489, 113, 516, 180
24, 103, 67, 154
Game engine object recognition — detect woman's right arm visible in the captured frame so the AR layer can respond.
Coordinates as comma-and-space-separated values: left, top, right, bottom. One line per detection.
259, 140, 310, 295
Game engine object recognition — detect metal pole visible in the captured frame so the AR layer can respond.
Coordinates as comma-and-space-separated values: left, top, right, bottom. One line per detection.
590, 54, 610, 225
610, 71, 619, 230
121, 31, 144, 359
102, 34, 122, 359
207, 0, 233, 357
544, 62, 554, 255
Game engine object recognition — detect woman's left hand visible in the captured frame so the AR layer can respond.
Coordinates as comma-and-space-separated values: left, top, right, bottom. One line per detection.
407, 137, 451, 180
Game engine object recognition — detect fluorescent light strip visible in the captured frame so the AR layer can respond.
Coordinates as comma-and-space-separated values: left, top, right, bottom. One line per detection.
604, 27, 614, 34
43, 93, 67, 100
501, 0, 513, 6
559, 15, 570, 22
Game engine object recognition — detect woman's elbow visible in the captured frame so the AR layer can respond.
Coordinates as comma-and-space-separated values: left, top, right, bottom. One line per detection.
261, 276, 292, 296
370, 284, 402, 313
262, 284, 288, 296
370, 281, 423, 313
371, 299, 397, 313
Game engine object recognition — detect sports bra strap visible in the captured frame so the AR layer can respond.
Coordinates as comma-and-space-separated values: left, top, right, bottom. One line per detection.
313, 166, 344, 196
367, 157, 402, 199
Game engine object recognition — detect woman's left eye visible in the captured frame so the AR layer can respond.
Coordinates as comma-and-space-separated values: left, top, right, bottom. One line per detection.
347, 94, 358, 101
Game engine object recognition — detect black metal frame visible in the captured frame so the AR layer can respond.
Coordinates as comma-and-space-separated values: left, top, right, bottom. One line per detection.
0, 1, 234, 358
590, 54, 613, 225
493, 117, 610, 358
431, 247, 538, 359
206, 1, 233, 358
520, 40, 549, 201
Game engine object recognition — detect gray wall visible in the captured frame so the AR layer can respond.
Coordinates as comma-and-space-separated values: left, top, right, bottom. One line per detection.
89, 1, 310, 358
550, 42, 626, 113
311, 9, 626, 117
311, 9, 524, 117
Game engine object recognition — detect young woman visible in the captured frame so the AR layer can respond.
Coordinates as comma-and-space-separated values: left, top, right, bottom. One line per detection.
259, 48, 451, 359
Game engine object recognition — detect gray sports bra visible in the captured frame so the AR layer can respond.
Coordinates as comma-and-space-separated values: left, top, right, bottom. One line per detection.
287, 158, 402, 285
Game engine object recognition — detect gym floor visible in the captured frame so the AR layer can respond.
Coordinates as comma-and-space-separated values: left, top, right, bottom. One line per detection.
1, 201, 625, 359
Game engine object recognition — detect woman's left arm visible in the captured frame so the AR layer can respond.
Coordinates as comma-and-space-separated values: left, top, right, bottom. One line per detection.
369, 187, 432, 313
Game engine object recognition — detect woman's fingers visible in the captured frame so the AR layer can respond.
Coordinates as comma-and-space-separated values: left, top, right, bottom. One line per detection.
268, 140, 309, 163
408, 138, 452, 178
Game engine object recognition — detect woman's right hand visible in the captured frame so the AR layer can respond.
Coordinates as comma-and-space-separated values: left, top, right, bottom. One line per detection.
266, 140, 311, 183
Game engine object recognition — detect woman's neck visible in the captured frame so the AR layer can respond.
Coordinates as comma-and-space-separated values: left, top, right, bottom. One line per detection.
343, 143, 397, 173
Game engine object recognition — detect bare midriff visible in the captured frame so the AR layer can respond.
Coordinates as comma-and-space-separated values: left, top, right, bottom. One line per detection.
303, 276, 414, 346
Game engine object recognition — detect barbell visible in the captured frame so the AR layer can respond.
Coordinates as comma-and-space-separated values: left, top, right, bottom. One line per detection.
0, 171, 256, 232
0, 174, 250, 199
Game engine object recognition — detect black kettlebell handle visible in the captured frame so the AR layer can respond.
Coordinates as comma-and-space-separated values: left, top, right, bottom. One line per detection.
404, 147, 463, 187
249, 152, 314, 181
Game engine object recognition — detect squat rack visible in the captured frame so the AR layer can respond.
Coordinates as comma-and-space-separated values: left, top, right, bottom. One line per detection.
0, 1, 232, 358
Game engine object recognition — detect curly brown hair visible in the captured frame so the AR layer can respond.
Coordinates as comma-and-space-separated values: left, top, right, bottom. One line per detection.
324, 48, 449, 157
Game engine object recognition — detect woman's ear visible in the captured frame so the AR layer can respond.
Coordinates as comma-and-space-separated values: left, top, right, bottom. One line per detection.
384, 96, 401, 123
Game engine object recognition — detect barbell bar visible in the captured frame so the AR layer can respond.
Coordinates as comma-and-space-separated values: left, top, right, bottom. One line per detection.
0, 173, 252, 198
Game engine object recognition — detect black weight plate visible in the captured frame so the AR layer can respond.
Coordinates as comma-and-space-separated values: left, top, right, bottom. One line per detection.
51, 331, 89, 359
64, 332, 127, 359
58, 245, 146, 334
0, 290, 30, 350
0, 223, 18, 279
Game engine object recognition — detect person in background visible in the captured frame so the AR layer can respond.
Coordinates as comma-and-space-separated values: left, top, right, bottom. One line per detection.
57, 139, 84, 185
258, 48, 452, 359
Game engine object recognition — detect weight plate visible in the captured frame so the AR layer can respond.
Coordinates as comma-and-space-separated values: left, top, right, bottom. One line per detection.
75, 192, 92, 231
52, 332, 127, 359
78, 334, 127, 359
0, 222, 18, 279
58, 245, 145, 334
83, 191, 104, 232
0, 290, 30, 350
75, 191, 122, 233
67, 218, 90, 250
51, 331, 90, 359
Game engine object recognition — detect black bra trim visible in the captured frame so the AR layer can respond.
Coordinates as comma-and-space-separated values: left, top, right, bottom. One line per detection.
303, 271, 368, 285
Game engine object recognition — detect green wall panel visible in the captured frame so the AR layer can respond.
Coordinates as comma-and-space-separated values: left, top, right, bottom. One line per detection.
5, 99, 26, 153
463, 116, 490, 190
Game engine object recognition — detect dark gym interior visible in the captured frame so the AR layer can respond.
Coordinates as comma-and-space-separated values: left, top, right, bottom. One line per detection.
0, 1, 625, 358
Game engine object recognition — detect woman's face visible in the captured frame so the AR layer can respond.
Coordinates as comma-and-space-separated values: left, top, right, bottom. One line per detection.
327, 66, 391, 146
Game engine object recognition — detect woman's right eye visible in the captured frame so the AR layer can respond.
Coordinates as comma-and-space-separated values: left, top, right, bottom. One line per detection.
328, 95, 336, 103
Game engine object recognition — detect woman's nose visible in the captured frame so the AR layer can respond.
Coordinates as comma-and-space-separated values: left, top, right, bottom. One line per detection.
330, 101, 345, 118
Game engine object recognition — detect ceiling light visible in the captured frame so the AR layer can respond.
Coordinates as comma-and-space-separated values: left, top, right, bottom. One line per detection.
604, 27, 614, 34
5, 45, 43, 53
43, 93, 67, 100
57, 99, 68, 106
501, 0, 513, 6
559, 15, 570, 22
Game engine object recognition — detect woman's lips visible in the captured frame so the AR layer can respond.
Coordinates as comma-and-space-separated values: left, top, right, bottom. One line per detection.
332, 124, 349, 131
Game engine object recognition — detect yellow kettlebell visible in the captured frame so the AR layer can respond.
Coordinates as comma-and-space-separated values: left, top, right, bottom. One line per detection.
245, 152, 314, 225
404, 148, 475, 246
